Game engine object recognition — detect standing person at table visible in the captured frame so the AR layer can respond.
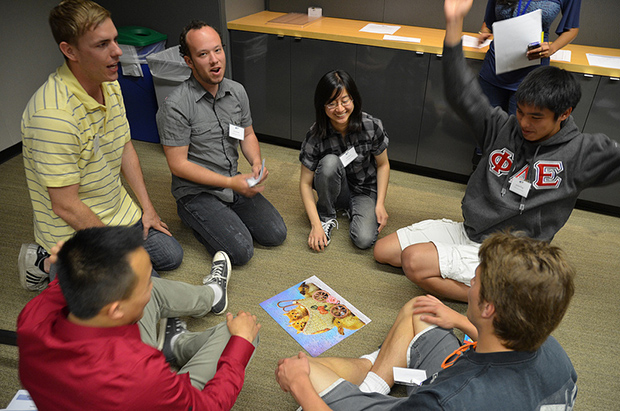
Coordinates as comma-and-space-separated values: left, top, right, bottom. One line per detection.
478, 0, 581, 115
373, 0, 619, 303
19, 0, 183, 291
299, 70, 390, 251
157, 21, 286, 266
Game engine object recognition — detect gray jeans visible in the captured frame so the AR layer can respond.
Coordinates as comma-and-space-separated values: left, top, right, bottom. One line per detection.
139, 278, 256, 389
314, 154, 379, 249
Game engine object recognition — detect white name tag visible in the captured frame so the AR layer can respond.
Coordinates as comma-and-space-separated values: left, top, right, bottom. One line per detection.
228, 124, 245, 140
94, 134, 100, 154
509, 178, 531, 198
339, 146, 357, 167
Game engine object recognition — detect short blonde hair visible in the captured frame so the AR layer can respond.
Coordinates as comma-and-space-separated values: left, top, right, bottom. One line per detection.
49, 0, 110, 46
478, 232, 575, 351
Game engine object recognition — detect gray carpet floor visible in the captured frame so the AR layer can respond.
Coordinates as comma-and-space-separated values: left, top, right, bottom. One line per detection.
1, 140, 619, 410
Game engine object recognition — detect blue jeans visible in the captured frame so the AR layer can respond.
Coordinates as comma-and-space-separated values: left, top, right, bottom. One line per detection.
48, 220, 183, 281
135, 220, 184, 272
314, 154, 378, 249
177, 191, 286, 266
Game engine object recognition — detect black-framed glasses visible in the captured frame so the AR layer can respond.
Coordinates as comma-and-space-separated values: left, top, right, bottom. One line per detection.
325, 96, 353, 110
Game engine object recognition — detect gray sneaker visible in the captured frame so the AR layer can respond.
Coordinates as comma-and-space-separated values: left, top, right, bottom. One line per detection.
18, 244, 50, 291
158, 317, 187, 365
321, 219, 338, 246
203, 251, 231, 315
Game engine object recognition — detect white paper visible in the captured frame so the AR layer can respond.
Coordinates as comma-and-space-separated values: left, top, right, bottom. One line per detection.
5, 390, 37, 410
586, 53, 620, 70
492, 9, 542, 75
360, 23, 400, 35
246, 158, 265, 187
550, 49, 571, 62
393, 367, 427, 386
461, 35, 491, 49
383, 34, 421, 43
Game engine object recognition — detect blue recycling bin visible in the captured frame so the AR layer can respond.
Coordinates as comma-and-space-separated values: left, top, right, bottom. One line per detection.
117, 26, 167, 143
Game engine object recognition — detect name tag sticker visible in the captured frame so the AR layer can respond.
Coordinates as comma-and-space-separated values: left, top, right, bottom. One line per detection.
509, 178, 531, 198
94, 134, 100, 154
229, 124, 245, 140
339, 146, 357, 167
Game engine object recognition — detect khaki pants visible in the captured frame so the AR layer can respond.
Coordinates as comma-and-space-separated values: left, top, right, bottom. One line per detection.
138, 277, 240, 389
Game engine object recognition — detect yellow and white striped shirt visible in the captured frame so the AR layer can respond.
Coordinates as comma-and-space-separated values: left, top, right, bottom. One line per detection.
22, 62, 141, 251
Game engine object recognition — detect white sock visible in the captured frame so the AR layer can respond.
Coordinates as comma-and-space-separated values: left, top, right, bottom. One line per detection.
358, 371, 390, 394
170, 334, 181, 351
208, 283, 223, 304
359, 349, 380, 365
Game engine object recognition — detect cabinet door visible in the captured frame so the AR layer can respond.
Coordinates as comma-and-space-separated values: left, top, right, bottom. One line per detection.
230, 31, 291, 139
571, 73, 600, 132
416, 55, 483, 175
355, 46, 429, 164
579, 76, 620, 208
290, 38, 357, 142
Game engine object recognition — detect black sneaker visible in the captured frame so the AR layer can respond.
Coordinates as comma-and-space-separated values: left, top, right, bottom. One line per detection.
321, 219, 338, 246
203, 251, 231, 315
18, 244, 50, 291
158, 317, 187, 365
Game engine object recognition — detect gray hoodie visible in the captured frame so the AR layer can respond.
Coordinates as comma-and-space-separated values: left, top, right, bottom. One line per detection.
444, 42, 620, 243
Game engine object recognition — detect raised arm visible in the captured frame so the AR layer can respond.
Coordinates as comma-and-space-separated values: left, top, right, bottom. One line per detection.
444, 0, 473, 46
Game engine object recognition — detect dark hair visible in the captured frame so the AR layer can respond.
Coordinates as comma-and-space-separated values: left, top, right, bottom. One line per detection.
515, 66, 581, 120
178, 20, 222, 58
309, 70, 363, 140
56, 226, 144, 319
477, 232, 575, 351
49, 0, 111, 46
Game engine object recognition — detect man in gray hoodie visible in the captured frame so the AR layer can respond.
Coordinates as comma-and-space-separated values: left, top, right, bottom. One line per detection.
374, 1, 620, 302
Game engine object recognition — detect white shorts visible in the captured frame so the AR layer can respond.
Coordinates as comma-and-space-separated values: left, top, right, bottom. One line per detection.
396, 219, 480, 286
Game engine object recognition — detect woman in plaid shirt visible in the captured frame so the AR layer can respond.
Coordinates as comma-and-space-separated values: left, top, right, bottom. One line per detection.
299, 70, 390, 252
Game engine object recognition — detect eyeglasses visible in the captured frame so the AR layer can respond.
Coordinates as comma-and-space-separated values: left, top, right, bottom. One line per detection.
325, 96, 353, 110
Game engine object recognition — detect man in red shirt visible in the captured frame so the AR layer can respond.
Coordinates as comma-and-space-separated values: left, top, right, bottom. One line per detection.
18, 225, 260, 411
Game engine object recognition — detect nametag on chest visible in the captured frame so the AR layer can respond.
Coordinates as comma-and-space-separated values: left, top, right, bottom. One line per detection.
229, 124, 245, 140
509, 178, 531, 198
339, 146, 357, 167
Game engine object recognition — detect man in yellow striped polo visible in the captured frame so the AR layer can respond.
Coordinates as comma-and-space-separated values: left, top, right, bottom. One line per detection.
19, 0, 183, 291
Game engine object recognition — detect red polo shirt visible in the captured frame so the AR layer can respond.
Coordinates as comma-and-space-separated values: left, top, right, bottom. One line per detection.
17, 280, 255, 411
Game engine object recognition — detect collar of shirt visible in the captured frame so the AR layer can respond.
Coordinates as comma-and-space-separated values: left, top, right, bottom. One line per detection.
58, 62, 113, 112
53, 305, 143, 344
188, 75, 234, 104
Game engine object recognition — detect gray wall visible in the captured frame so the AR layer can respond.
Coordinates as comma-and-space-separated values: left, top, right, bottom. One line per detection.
0, 0, 62, 153
268, 0, 620, 49
98, 0, 226, 47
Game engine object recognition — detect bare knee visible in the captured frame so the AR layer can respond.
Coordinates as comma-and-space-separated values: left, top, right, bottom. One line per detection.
401, 243, 439, 284
373, 235, 401, 266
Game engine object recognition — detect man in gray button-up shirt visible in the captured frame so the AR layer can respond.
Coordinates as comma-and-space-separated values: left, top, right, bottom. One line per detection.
157, 21, 286, 266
